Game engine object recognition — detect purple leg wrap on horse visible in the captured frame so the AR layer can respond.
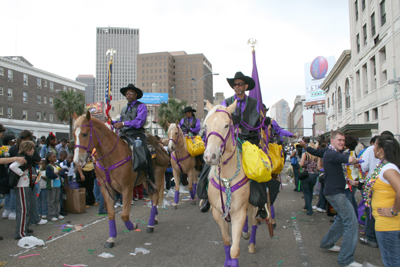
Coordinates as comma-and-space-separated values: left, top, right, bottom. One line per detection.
243, 216, 248, 233
125, 220, 134, 231
271, 205, 275, 219
148, 206, 157, 227
230, 258, 239, 267
249, 225, 258, 245
193, 183, 197, 197
224, 245, 231, 267
155, 206, 158, 215
174, 190, 179, 204
189, 189, 195, 200
109, 219, 117, 238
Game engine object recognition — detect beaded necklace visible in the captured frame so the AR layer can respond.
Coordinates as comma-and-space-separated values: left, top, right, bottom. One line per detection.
328, 145, 350, 182
363, 159, 388, 208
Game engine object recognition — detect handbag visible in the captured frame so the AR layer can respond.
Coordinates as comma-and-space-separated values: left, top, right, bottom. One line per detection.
52, 178, 61, 188
298, 167, 309, 180
242, 141, 272, 183
8, 169, 20, 187
290, 156, 298, 165
357, 199, 367, 226
132, 146, 148, 172
185, 136, 205, 157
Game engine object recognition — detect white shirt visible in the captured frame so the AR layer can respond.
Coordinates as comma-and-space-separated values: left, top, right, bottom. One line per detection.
361, 146, 380, 178
379, 163, 400, 185
10, 161, 29, 188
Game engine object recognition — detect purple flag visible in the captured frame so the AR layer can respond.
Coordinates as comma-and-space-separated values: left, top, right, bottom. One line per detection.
248, 50, 263, 115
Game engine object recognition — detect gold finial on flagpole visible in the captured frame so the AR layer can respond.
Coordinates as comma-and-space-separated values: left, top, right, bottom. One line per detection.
106, 49, 116, 60
247, 39, 257, 52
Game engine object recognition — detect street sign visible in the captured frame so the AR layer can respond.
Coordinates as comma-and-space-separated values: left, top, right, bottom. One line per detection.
140, 93, 168, 104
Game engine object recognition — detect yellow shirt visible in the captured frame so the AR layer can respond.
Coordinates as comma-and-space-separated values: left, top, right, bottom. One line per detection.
371, 163, 400, 231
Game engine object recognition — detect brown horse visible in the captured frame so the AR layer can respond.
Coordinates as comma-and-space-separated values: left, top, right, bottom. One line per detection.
73, 111, 169, 248
166, 122, 199, 208
204, 101, 266, 267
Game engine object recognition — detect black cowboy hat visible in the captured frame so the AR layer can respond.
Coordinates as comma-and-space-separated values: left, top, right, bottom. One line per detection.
182, 106, 196, 113
227, 71, 255, 91
120, 84, 143, 99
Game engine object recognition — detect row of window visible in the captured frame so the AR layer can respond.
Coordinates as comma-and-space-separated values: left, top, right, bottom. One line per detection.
327, 79, 351, 115
0, 86, 54, 105
1, 106, 53, 122
140, 56, 199, 63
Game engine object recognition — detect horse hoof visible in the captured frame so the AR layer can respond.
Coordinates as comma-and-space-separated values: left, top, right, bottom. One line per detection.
172, 205, 178, 210
104, 242, 114, 248
191, 200, 196, 205
154, 219, 158, 225
242, 232, 250, 240
248, 243, 256, 254
146, 227, 154, 233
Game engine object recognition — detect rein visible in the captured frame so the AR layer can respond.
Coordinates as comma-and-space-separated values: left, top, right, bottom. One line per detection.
169, 126, 191, 173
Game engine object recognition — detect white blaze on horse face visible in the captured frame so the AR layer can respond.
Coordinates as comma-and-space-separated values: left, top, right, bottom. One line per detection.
73, 127, 81, 165
167, 123, 177, 151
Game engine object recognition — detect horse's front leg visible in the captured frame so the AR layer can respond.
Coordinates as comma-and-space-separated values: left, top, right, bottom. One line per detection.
230, 204, 249, 266
212, 206, 231, 267
171, 167, 181, 209
247, 205, 258, 254
187, 168, 197, 204
103, 187, 117, 248
121, 185, 138, 232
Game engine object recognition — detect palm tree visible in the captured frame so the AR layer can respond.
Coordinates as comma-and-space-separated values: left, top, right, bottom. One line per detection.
157, 98, 187, 130
54, 90, 85, 140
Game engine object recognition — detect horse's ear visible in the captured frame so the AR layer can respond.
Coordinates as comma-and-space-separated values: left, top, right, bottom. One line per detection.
73, 112, 78, 120
86, 110, 91, 121
166, 121, 170, 128
175, 119, 179, 125
206, 100, 213, 111
226, 100, 237, 115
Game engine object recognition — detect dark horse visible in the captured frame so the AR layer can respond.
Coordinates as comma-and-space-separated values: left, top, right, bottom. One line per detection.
73, 112, 169, 248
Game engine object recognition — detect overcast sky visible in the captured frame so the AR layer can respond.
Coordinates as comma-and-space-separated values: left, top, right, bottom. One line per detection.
2, 0, 350, 109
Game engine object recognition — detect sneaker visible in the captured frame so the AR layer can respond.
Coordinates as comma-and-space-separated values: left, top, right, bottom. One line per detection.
93, 203, 99, 206
359, 237, 379, 248
42, 215, 47, 219
51, 217, 58, 222
58, 215, 64, 220
312, 206, 318, 210
345, 261, 363, 267
37, 219, 48, 225
317, 208, 326, 213
329, 245, 340, 252
2, 209, 10, 219
8, 211, 16, 220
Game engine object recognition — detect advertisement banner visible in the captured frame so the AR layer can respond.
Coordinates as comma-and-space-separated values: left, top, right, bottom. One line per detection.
304, 56, 335, 104
86, 102, 103, 114
140, 93, 169, 105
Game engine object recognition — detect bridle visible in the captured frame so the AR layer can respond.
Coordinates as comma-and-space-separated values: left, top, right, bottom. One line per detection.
168, 125, 190, 172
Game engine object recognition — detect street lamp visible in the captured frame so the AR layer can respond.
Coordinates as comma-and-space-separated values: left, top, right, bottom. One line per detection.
311, 123, 317, 137
191, 72, 219, 108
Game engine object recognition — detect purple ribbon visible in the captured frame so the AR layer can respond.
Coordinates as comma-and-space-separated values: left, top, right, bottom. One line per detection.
210, 176, 249, 194
249, 225, 258, 245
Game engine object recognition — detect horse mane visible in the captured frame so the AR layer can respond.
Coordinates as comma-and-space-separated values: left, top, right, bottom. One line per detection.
74, 115, 118, 139
168, 123, 188, 151
204, 105, 223, 124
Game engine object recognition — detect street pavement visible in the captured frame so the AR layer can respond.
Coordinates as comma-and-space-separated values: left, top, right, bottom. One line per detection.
0, 166, 384, 267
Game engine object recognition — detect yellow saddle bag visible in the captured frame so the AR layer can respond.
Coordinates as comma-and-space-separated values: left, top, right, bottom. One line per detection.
269, 143, 284, 174
242, 141, 272, 183
185, 136, 205, 157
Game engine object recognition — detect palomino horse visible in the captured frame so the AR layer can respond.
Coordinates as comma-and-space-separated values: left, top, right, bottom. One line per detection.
204, 101, 263, 267
73, 112, 169, 248
166, 122, 198, 208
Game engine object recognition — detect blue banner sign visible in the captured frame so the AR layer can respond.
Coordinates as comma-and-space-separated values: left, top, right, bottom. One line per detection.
140, 93, 169, 104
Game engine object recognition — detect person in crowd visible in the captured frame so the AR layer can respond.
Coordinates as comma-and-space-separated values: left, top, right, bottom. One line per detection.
291, 144, 302, 192
10, 141, 37, 239
299, 142, 318, 216
360, 131, 394, 248
60, 153, 76, 183
37, 159, 48, 219
77, 157, 96, 208
354, 138, 365, 157
369, 135, 400, 267
179, 106, 201, 136
319, 130, 361, 267
344, 135, 359, 218
57, 151, 68, 216
313, 142, 328, 213
359, 135, 378, 158
55, 138, 70, 155
46, 152, 63, 222
40, 132, 58, 159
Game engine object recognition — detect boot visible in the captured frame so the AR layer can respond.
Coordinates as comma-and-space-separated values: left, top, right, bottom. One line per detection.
197, 164, 211, 199
145, 165, 157, 196
200, 199, 210, 213
255, 207, 267, 220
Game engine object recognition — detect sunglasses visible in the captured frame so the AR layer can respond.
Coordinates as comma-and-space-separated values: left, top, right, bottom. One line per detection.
233, 82, 245, 87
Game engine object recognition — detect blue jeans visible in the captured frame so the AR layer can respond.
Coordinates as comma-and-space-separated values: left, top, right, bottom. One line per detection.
320, 193, 358, 266
4, 190, 16, 212
37, 189, 48, 216
302, 173, 317, 215
376, 230, 400, 267
364, 206, 377, 242
94, 179, 101, 203
317, 182, 327, 209
344, 186, 358, 218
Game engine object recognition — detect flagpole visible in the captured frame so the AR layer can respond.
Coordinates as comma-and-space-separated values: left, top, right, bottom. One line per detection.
105, 49, 116, 125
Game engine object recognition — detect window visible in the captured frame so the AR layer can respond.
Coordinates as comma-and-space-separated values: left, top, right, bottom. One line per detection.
23, 74, 28, 85
43, 96, 47, 104
381, 70, 387, 85
0, 106, 3, 115
345, 79, 351, 109
37, 95, 41, 105
63, 86, 67, 92
0, 86, 3, 95
0, 67, 3, 76
362, 64, 368, 95
363, 24, 367, 45
380, 0, 386, 26
49, 97, 53, 106
365, 111, 370, 122
8, 70, 13, 81
49, 113, 53, 122
372, 108, 378, 120
7, 88, 13, 100
44, 80, 47, 87
22, 110, 27, 120
43, 112, 47, 121
37, 112, 41, 121
371, 12, 376, 36
338, 87, 342, 114
50, 82, 54, 91
379, 46, 386, 62
355, 0, 358, 21
23, 92, 28, 103
361, 0, 365, 11
327, 97, 330, 108
37, 78, 41, 88
7, 108, 12, 117
356, 34, 360, 53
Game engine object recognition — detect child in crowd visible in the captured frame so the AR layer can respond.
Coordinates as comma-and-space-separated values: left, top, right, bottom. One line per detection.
10, 141, 36, 239
37, 159, 48, 219
46, 152, 64, 222
57, 150, 68, 215
60, 153, 76, 183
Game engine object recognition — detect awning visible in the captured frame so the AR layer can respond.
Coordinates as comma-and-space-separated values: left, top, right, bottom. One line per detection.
322, 123, 379, 138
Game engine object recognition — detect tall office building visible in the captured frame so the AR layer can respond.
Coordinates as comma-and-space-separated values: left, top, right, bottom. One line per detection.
270, 99, 290, 129
76, 74, 95, 104
95, 27, 139, 103
137, 51, 214, 119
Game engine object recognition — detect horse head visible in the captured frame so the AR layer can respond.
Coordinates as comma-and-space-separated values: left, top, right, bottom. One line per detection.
166, 120, 183, 152
73, 111, 98, 167
203, 100, 237, 165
